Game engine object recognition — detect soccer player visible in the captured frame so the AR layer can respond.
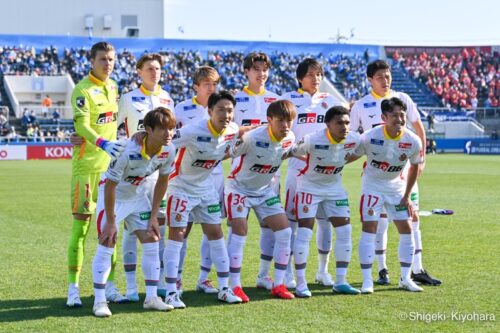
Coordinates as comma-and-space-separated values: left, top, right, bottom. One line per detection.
282, 58, 345, 288
290, 106, 360, 297
173, 66, 221, 295
350, 60, 441, 286
232, 52, 282, 290
162, 91, 242, 308
92, 107, 177, 317
354, 97, 424, 293
117, 53, 175, 301
66, 42, 125, 307
226, 100, 296, 302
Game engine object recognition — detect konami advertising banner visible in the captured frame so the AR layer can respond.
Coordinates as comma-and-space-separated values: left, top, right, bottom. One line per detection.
27, 144, 73, 159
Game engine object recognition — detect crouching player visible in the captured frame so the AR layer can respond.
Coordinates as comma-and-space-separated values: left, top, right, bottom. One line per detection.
226, 100, 296, 302
354, 97, 424, 293
162, 92, 242, 308
91, 107, 177, 317
290, 106, 361, 297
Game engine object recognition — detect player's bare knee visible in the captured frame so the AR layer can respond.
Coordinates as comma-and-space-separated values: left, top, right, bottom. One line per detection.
298, 218, 314, 229
168, 227, 186, 241
331, 216, 350, 228
362, 221, 377, 233
394, 220, 412, 234
230, 218, 248, 236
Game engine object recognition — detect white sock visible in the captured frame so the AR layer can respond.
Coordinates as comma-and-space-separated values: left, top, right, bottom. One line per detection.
412, 221, 423, 273
398, 233, 415, 280
197, 234, 211, 282
209, 237, 230, 289
226, 226, 232, 247
258, 227, 274, 278
294, 227, 313, 290
163, 239, 183, 294
359, 232, 376, 282
122, 230, 138, 293
92, 245, 114, 304
334, 224, 352, 285
158, 225, 166, 289
316, 218, 332, 274
286, 220, 298, 277
142, 242, 160, 300
273, 228, 292, 286
375, 217, 389, 272
227, 234, 247, 288
178, 238, 188, 281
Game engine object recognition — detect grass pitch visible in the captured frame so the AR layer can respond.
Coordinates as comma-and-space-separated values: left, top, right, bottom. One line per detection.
0, 154, 499, 332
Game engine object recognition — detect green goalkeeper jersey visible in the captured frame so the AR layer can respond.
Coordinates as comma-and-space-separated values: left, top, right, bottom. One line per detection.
71, 72, 119, 175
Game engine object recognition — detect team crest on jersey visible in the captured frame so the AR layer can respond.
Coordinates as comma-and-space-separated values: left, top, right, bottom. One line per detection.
224, 133, 236, 141
399, 142, 412, 149
96, 112, 117, 124
132, 96, 146, 102
236, 97, 249, 103
399, 153, 407, 161
363, 102, 377, 108
237, 205, 244, 213
235, 138, 243, 147
321, 102, 328, 109
159, 98, 170, 104
303, 205, 309, 213
129, 153, 142, 160
183, 104, 197, 111
76, 96, 85, 108
368, 208, 375, 216
197, 136, 212, 142
256, 141, 270, 148
281, 140, 292, 149
83, 200, 90, 209
264, 97, 277, 104
344, 153, 351, 161
370, 139, 384, 146
314, 144, 329, 150
241, 119, 261, 126
344, 142, 356, 149
175, 214, 182, 222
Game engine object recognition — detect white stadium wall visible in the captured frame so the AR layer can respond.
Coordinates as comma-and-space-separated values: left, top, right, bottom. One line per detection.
0, 0, 166, 38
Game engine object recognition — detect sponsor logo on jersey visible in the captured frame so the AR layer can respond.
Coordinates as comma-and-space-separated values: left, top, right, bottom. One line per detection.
297, 113, 324, 124
313, 165, 343, 175
291, 94, 304, 99
224, 133, 236, 141
76, 96, 85, 108
363, 102, 377, 108
314, 144, 329, 150
159, 98, 170, 104
281, 140, 292, 149
370, 160, 404, 172
160, 199, 167, 208
192, 159, 220, 169
132, 96, 146, 102
318, 93, 328, 98
368, 114, 376, 118
183, 104, 197, 111
96, 112, 117, 124
344, 142, 356, 149
264, 97, 277, 104
249, 164, 279, 174
395, 204, 408, 212
158, 152, 170, 159
124, 175, 145, 186
236, 97, 249, 103
321, 102, 328, 109
410, 192, 418, 201
399, 142, 412, 149
372, 123, 385, 128
241, 119, 261, 126
197, 136, 212, 142
265, 196, 281, 206
335, 199, 349, 207
139, 211, 151, 220
129, 153, 142, 160
370, 139, 384, 146
256, 141, 270, 148
207, 204, 221, 214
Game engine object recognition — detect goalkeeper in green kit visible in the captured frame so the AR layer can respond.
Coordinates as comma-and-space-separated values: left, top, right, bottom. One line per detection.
66, 42, 126, 307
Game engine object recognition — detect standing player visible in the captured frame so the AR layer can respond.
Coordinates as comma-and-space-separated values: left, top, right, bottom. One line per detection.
162, 92, 242, 308
92, 107, 177, 317
66, 42, 125, 307
232, 52, 281, 290
117, 53, 175, 301
173, 66, 221, 295
354, 97, 424, 293
226, 100, 296, 302
291, 106, 360, 297
282, 58, 345, 288
350, 60, 441, 286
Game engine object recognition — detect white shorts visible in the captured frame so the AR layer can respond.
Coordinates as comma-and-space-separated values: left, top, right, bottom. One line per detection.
143, 174, 167, 219
96, 195, 152, 235
295, 191, 350, 220
225, 186, 285, 224
167, 189, 221, 228
379, 183, 419, 217
360, 191, 410, 222
285, 173, 326, 221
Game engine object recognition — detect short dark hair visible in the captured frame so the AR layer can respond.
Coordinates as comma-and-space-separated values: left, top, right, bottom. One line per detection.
366, 60, 390, 78
243, 52, 272, 71
90, 42, 114, 59
136, 53, 163, 69
267, 100, 297, 121
325, 105, 350, 123
381, 97, 407, 115
296, 58, 324, 85
143, 107, 176, 130
208, 91, 236, 109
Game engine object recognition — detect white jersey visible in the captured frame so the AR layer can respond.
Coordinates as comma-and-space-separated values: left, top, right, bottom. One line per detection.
233, 87, 279, 126
118, 85, 175, 137
169, 119, 239, 196
292, 130, 360, 196
350, 90, 420, 133
282, 89, 344, 172
227, 126, 294, 196
104, 138, 176, 201
355, 126, 423, 194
